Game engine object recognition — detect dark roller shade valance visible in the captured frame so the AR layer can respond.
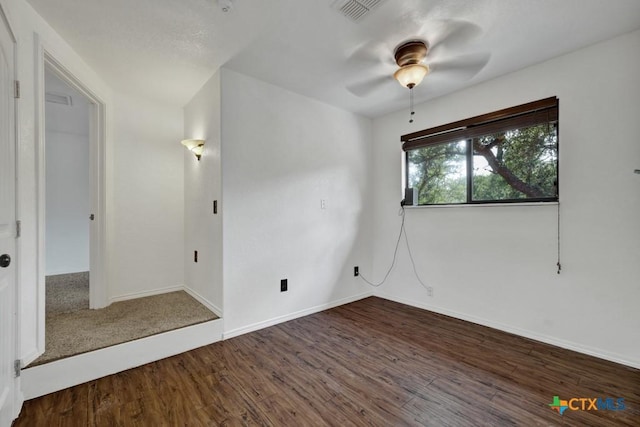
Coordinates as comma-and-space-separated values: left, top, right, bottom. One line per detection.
401, 97, 558, 152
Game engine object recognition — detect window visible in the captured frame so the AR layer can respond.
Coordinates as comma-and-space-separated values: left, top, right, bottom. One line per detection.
402, 97, 558, 205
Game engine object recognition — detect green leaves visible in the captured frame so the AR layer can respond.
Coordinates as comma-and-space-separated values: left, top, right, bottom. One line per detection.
407, 124, 558, 205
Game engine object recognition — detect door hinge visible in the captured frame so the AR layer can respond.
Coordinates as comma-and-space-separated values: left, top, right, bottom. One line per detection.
14, 80, 20, 99
14, 360, 21, 378
16, 220, 21, 238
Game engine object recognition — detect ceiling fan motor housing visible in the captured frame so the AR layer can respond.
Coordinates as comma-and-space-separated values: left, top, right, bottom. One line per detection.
394, 40, 428, 67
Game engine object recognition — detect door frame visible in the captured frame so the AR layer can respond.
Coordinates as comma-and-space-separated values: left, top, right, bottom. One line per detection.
34, 36, 108, 353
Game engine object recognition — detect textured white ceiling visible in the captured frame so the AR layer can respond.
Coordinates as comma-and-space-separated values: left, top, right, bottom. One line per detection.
26, 0, 640, 117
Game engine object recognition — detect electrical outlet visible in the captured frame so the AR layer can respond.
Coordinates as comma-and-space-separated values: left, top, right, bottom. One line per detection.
281, 279, 288, 292
194, 250, 198, 263
427, 286, 433, 297
354, 266, 359, 277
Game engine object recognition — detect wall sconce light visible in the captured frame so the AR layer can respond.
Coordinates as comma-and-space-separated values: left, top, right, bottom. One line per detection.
181, 139, 205, 161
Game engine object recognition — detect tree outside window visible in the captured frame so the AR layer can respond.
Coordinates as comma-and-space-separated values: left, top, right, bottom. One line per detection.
404, 98, 558, 205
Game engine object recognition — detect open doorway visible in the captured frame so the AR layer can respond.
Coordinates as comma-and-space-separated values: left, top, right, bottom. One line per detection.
30, 47, 109, 365
24, 45, 220, 376
44, 68, 91, 315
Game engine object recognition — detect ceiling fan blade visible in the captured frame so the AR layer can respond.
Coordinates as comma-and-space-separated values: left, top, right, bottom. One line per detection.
347, 75, 394, 97
429, 53, 490, 81
345, 11, 432, 69
346, 40, 397, 70
428, 20, 482, 56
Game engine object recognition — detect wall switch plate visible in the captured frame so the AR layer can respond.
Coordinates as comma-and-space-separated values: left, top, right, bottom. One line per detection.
427, 286, 433, 297
354, 266, 359, 276
320, 199, 327, 209
281, 279, 288, 292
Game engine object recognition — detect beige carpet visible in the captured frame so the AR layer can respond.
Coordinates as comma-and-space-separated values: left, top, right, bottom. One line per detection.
31, 275, 218, 366
46, 272, 90, 315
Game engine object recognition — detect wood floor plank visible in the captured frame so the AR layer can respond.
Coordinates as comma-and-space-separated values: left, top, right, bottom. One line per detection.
254, 393, 331, 427
14, 297, 640, 426
16, 383, 89, 426
198, 373, 271, 425
324, 392, 416, 427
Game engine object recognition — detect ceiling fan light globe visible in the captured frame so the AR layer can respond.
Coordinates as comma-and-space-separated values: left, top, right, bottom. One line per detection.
394, 64, 429, 88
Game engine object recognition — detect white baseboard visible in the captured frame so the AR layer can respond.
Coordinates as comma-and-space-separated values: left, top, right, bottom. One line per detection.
109, 284, 184, 304
375, 292, 640, 370
45, 269, 89, 276
223, 291, 374, 340
21, 319, 223, 399
183, 286, 223, 317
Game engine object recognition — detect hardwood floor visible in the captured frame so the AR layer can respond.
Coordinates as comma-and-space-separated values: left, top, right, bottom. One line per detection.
14, 297, 640, 426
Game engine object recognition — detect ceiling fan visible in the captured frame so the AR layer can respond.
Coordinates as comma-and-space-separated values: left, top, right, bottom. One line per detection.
392, 40, 429, 123
346, 20, 490, 121
393, 40, 430, 89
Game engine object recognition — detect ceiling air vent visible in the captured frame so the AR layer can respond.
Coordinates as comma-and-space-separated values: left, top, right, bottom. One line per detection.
45, 92, 73, 106
332, 0, 385, 22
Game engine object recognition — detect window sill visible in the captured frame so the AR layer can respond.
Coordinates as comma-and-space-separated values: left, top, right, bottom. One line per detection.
404, 201, 559, 209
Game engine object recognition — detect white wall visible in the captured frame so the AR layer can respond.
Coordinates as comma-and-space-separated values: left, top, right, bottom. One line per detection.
45, 131, 89, 275
183, 71, 223, 314
220, 68, 374, 336
109, 92, 184, 301
371, 30, 640, 368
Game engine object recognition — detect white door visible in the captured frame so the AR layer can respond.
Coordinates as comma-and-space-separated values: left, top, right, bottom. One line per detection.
0, 5, 17, 426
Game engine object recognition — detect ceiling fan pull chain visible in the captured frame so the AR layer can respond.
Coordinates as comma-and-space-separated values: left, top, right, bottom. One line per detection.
409, 87, 415, 123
